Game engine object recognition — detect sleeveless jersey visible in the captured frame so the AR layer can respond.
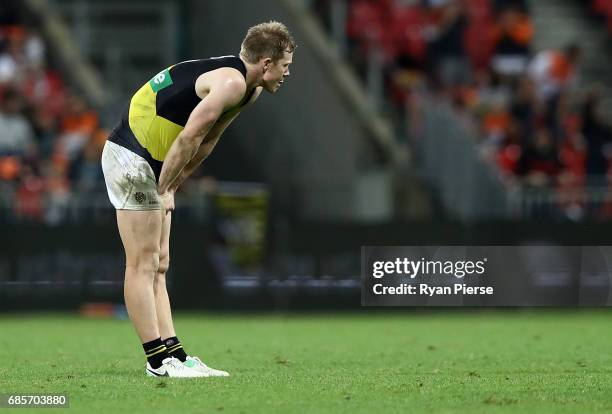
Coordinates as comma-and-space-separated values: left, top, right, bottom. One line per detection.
108, 56, 254, 180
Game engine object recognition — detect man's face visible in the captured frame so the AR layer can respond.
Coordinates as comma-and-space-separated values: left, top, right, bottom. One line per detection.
262, 51, 293, 93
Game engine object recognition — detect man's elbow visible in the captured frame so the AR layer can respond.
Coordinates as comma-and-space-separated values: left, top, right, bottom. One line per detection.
174, 132, 205, 160
185, 113, 220, 142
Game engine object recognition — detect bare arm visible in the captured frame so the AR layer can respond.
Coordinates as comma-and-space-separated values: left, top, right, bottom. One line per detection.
168, 111, 240, 192
166, 87, 262, 192
157, 77, 245, 195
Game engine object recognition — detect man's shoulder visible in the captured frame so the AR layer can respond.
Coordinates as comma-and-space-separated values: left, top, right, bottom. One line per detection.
196, 67, 246, 96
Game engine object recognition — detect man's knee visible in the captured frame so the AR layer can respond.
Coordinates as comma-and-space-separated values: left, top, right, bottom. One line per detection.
127, 252, 160, 276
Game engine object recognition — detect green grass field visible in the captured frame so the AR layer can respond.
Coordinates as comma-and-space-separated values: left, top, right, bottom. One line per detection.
1, 311, 612, 413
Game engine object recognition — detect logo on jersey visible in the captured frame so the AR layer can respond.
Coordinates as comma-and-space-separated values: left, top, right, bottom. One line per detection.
134, 192, 146, 204
149, 68, 173, 93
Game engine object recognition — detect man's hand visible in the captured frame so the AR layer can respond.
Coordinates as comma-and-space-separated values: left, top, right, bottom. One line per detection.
159, 190, 175, 215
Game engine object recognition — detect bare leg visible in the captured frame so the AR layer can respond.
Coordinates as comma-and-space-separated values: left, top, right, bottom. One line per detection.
117, 209, 163, 343
154, 211, 177, 340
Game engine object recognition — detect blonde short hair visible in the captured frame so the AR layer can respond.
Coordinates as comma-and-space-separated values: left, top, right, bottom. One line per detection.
240, 21, 296, 64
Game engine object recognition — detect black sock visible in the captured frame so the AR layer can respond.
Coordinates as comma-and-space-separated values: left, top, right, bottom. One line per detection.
143, 338, 169, 369
163, 336, 188, 362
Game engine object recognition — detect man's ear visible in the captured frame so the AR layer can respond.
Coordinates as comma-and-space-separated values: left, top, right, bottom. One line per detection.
262, 57, 272, 72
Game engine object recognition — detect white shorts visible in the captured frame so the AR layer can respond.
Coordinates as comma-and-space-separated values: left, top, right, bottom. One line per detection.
101, 140, 161, 210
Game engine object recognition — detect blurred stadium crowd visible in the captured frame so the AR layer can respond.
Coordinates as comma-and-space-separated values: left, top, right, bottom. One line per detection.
315, 0, 612, 215
3, 1, 612, 223
592, 0, 612, 34
0, 6, 106, 223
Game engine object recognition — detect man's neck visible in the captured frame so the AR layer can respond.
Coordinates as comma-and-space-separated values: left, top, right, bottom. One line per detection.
240, 56, 261, 91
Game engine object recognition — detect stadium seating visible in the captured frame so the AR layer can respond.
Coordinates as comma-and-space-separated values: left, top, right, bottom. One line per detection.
316, 0, 612, 219
0, 15, 106, 222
